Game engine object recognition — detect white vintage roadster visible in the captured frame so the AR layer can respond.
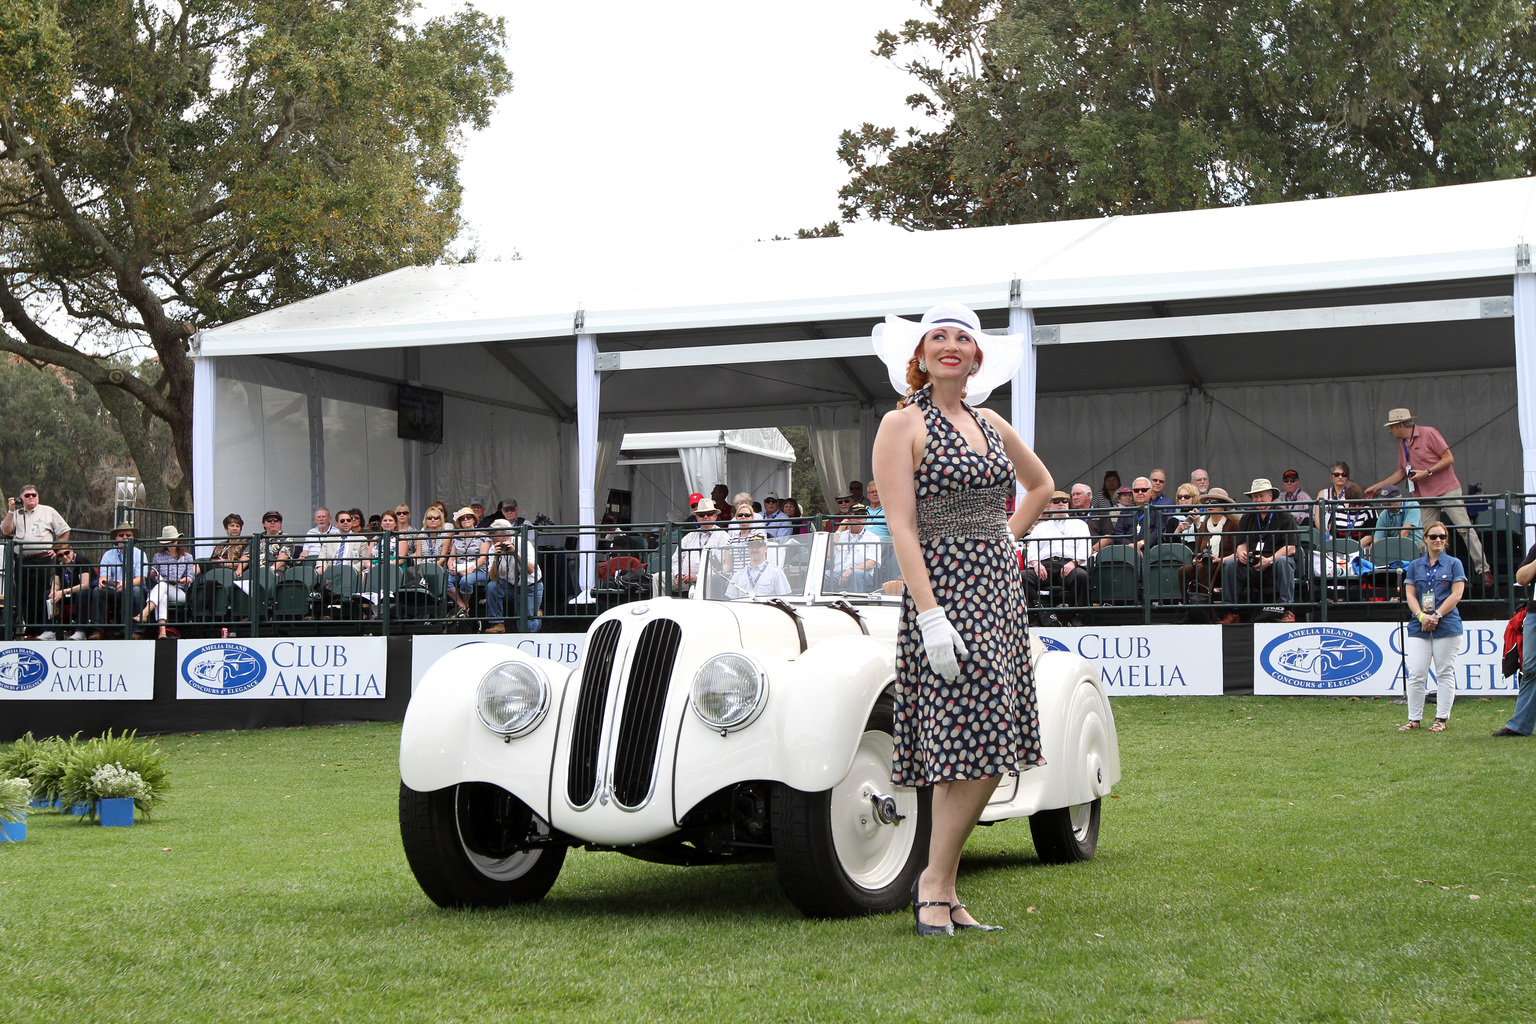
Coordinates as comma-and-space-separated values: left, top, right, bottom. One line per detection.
399, 531, 1120, 918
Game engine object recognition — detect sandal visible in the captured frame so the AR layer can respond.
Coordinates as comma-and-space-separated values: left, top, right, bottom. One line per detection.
950, 903, 1004, 932
1429, 718, 1448, 732
911, 879, 954, 938
1398, 720, 1421, 731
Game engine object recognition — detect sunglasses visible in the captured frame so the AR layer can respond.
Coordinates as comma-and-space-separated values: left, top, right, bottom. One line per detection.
1049, 498, 1069, 503
263, 517, 281, 523
736, 513, 753, 518
1426, 533, 1448, 541
1331, 471, 1347, 478
21, 493, 37, 499
1177, 494, 1195, 500
1132, 487, 1150, 493
426, 515, 442, 521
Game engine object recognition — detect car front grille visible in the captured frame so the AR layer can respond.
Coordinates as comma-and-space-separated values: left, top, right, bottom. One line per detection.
611, 619, 683, 808
566, 619, 622, 806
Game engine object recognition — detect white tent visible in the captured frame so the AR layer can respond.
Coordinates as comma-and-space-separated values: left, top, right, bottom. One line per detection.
613, 429, 794, 524
195, 177, 1536, 559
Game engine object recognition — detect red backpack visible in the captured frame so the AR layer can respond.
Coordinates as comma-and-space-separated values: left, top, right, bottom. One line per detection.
1503, 607, 1526, 678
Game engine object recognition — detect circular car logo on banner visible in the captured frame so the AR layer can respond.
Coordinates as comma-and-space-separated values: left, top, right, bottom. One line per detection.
1037, 636, 1070, 653
181, 642, 267, 695
0, 648, 49, 692
1261, 627, 1383, 689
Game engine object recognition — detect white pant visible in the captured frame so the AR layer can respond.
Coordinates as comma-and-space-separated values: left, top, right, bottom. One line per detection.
147, 582, 187, 621
1405, 634, 1458, 722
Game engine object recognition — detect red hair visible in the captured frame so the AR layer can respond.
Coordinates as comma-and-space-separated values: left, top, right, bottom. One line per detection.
899, 332, 984, 407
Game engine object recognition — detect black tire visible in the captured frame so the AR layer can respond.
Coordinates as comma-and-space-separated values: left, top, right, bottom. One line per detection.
1029, 798, 1101, 864
399, 781, 567, 908
771, 697, 931, 918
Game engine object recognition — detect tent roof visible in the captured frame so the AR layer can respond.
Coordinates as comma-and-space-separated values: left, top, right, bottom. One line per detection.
620, 428, 794, 461
202, 176, 1536, 358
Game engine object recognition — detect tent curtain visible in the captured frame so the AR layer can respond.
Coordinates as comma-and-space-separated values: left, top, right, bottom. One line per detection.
1514, 271, 1536, 546
1033, 370, 1519, 503
677, 439, 726, 502
594, 416, 627, 508
806, 405, 861, 509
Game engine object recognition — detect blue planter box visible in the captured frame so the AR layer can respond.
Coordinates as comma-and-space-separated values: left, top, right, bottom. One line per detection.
66, 803, 88, 816
0, 818, 24, 843
98, 798, 135, 827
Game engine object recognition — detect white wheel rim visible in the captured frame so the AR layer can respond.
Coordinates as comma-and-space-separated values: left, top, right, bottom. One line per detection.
455, 800, 548, 881
1068, 801, 1093, 842
829, 729, 918, 890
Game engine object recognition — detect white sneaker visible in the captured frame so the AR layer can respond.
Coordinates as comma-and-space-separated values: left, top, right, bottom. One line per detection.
37, 631, 56, 641
69, 630, 88, 641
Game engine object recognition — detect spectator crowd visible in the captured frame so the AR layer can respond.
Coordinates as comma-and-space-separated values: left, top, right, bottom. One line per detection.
1, 407, 1508, 635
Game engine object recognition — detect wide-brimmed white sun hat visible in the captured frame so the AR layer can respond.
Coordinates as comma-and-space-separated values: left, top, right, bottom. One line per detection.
870, 302, 1024, 404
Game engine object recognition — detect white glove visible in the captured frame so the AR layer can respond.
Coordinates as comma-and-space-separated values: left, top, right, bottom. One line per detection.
917, 607, 968, 681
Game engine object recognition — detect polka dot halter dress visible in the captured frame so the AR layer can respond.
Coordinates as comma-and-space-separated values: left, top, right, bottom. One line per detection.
892, 386, 1044, 786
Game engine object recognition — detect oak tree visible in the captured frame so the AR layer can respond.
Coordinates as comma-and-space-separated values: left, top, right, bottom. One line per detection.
0, 0, 510, 508
838, 0, 1536, 229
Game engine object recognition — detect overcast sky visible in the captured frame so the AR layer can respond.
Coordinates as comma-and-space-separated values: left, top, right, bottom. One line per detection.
423, 1, 932, 266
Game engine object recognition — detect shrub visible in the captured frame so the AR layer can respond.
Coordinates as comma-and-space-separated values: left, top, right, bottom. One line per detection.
0, 732, 42, 779
57, 730, 169, 820
0, 777, 29, 823
27, 734, 82, 807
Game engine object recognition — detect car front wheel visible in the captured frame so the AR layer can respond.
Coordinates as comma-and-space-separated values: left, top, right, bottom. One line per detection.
770, 698, 931, 918
399, 781, 567, 908
1029, 798, 1101, 864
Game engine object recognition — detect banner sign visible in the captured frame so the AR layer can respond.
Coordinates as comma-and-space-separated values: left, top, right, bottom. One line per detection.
1254, 620, 1514, 696
1034, 625, 1224, 695
0, 642, 156, 701
410, 633, 586, 692
176, 638, 387, 700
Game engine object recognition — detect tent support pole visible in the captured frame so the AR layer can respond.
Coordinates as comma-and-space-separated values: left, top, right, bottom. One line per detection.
1513, 269, 1536, 549
191, 348, 217, 542
1009, 298, 1039, 496
576, 332, 600, 596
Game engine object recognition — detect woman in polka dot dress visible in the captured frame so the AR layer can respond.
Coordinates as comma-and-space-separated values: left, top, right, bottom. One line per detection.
871, 302, 1054, 936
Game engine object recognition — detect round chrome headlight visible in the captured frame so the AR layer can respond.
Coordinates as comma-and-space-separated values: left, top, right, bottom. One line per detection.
475, 661, 550, 737
690, 653, 767, 731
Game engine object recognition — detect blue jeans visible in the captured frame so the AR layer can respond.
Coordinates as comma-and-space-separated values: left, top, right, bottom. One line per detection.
449, 569, 487, 605
1220, 554, 1295, 605
487, 578, 543, 632
1507, 610, 1536, 735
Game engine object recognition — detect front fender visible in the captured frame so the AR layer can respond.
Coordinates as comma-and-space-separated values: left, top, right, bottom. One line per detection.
398, 641, 567, 821
671, 633, 895, 822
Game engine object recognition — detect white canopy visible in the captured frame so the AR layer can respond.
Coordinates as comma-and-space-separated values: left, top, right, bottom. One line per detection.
615, 429, 794, 523
194, 176, 1536, 554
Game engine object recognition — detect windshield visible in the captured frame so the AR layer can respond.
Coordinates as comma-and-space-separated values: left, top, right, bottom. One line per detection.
696, 532, 899, 603
697, 539, 808, 600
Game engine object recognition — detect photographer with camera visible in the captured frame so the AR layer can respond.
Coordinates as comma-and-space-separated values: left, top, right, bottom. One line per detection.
483, 519, 542, 634
3, 485, 71, 639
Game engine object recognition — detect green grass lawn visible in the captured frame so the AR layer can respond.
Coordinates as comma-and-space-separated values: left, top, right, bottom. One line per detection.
2, 697, 1533, 1024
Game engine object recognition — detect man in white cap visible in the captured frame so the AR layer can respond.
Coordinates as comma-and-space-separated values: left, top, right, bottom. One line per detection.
1220, 478, 1297, 619
671, 498, 728, 593
1365, 408, 1490, 587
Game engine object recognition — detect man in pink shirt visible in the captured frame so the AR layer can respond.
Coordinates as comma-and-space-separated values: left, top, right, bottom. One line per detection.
1366, 407, 1490, 586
